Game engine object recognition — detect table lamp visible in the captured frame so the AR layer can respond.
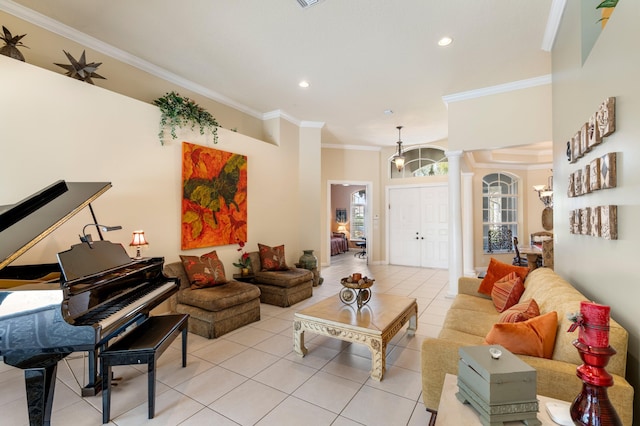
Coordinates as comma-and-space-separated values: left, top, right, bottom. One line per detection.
129, 230, 148, 259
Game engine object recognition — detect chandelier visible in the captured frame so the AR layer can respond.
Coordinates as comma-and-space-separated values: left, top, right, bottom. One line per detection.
393, 126, 405, 171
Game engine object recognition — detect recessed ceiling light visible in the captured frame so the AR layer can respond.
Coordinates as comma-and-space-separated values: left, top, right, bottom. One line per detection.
299, 80, 310, 88
438, 36, 453, 47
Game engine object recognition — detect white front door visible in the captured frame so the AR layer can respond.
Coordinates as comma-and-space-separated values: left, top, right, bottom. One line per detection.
389, 185, 449, 268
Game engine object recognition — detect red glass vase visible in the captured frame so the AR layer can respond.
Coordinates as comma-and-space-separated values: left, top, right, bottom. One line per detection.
570, 341, 622, 426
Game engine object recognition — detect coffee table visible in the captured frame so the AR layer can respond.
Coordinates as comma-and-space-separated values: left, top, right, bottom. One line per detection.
293, 293, 417, 381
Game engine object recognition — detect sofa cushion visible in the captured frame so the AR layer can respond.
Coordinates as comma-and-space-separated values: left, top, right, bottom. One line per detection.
443, 307, 499, 338
478, 258, 529, 296
491, 272, 524, 312
258, 243, 289, 271
254, 268, 313, 288
484, 311, 558, 359
177, 280, 261, 312
498, 299, 540, 323
450, 294, 497, 315
180, 251, 227, 289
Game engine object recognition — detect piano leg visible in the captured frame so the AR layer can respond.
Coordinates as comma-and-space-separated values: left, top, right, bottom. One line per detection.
81, 349, 102, 397
24, 364, 57, 426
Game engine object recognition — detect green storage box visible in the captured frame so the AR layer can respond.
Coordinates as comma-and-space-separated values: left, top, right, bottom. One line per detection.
457, 345, 540, 426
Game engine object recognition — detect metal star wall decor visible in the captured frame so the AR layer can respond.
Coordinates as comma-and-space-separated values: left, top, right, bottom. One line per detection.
54, 50, 106, 84
1, 25, 28, 62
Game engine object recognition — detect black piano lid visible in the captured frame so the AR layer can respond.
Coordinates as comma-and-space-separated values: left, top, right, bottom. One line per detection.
0, 180, 112, 270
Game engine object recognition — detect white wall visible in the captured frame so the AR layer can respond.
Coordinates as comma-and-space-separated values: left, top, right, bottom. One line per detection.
447, 84, 552, 151
553, 1, 640, 421
0, 56, 319, 278
0, 10, 266, 141
321, 147, 379, 264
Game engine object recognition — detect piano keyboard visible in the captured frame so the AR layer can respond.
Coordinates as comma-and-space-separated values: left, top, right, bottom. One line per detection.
74, 282, 176, 333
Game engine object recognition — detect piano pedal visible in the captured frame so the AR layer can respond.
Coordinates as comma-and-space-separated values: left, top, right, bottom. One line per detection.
110, 372, 123, 386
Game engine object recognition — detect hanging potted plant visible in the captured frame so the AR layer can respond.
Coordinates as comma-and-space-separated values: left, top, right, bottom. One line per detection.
153, 91, 219, 145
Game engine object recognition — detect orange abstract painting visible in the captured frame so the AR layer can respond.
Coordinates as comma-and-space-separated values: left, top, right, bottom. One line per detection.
181, 142, 247, 249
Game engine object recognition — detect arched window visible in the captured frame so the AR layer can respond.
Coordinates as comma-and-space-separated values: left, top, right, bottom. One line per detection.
350, 189, 366, 239
482, 172, 519, 253
390, 146, 448, 179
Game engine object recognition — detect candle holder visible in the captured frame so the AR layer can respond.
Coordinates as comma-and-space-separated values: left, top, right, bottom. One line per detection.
570, 340, 622, 426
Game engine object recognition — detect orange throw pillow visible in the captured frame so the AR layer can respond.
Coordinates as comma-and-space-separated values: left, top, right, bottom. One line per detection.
491, 272, 524, 312
478, 258, 529, 296
498, 299, 540, 323
484, 311, 558, 359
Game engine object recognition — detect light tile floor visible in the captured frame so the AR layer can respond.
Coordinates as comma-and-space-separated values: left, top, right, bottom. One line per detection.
0, 253, 452, 425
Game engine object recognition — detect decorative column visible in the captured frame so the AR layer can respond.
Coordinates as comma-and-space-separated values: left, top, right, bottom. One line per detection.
445, 150, 463, 297
462, 171, 475, 277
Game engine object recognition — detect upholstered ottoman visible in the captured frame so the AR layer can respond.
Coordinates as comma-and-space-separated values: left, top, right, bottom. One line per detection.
164, 262, 260, 339
248, 252, 313, 307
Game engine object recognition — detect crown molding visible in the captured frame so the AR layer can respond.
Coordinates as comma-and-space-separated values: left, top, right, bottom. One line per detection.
262, 110, 324, 129
0, 0, 265, 119
467, 157, 553, 171
300, 121, 325, 129
479, 162, 553, 171
541, 0, 567, 52
442, 74, 551, 105
263, 109, 300, 126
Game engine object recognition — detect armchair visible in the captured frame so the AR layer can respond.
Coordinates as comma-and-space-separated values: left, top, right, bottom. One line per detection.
163, 259, 261, 338
247, 251, 313, 307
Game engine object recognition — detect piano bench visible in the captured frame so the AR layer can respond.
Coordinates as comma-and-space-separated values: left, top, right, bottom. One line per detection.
99, 314, 189, 423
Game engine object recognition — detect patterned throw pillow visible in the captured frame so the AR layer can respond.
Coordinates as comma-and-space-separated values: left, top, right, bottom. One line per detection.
258, 243, 289, 271
491, 272, 525, 312
498, 299, 540, 323
478, 257, 530, 296
180, 250, 227, 289
484, 311, 558, 359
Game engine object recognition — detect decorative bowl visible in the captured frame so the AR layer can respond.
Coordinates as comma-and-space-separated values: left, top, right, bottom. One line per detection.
340, 276, 374, 289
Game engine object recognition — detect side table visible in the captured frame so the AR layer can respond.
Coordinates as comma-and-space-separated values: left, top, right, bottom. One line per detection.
232, 273, 255, 283
434, 374, 570, 425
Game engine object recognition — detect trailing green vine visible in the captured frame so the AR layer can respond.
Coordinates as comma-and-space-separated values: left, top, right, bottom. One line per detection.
153, 91, 219, 145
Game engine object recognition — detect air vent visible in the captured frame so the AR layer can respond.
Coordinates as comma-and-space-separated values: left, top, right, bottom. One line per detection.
297, 0, 319, 9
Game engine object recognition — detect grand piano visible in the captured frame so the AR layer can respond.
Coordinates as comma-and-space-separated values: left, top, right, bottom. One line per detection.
0, 180, 179, 426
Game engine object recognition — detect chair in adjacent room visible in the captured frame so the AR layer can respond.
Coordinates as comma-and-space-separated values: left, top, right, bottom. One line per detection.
354, 238, 366, 258
512, 237, 528, 267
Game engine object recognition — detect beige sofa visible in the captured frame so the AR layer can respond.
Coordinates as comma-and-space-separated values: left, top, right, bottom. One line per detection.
421, 267, 634, 425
